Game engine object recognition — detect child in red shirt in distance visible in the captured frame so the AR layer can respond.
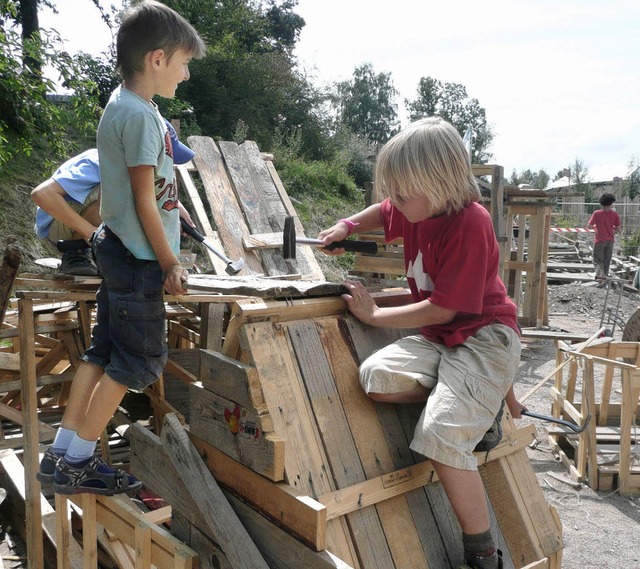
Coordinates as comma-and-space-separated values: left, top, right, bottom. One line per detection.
588, 192, 621, 280
319, 117, 525, 569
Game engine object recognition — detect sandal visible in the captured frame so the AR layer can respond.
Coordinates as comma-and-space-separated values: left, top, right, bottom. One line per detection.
53, 456, 142, 496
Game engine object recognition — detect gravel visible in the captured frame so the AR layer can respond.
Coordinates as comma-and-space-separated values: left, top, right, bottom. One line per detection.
515, 281, 640, 569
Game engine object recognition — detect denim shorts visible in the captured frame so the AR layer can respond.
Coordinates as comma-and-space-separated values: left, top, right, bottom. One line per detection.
81, 225, 167, 390
359, 323, 521, 470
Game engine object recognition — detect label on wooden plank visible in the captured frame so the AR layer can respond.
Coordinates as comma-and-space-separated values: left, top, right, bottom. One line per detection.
381, 467, 415, 488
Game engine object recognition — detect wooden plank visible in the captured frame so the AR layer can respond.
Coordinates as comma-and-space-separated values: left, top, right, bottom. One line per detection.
198, 302, 225, 351
188, 384, 284, 481
176, 164, 228, 274
223, 491, 352, 569
0, 352, 20, 371
0, 244, 21, 327
350, 255, 406, 276
315, 318, 438, 569
18, 297, 44, 569
239, 321, 358, 566
199, 349, 267, 414
186, 136, 265, 275
131, 424, 328, 552
187, 273, 343, 299
287, 320, 396, 569
219, 140, 291, 276
159, 413, 268, 569
480, 418, 563, 566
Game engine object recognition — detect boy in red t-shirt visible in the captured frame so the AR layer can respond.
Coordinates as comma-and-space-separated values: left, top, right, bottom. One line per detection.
588, 193, 621, 281
319, 117, 525, 569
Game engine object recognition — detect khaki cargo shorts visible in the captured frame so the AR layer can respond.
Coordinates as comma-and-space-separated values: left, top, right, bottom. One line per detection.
359, 323, 521, 470
46, 185, 100, 244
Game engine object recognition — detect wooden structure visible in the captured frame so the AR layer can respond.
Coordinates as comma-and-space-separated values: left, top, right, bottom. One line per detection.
3, 139, 565, 567
131, 285, 563, 569
549, 339, 640, 493
499, 189, 552, 328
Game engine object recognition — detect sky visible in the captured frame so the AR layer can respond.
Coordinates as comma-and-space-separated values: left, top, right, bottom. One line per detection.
39, 0, 640, 182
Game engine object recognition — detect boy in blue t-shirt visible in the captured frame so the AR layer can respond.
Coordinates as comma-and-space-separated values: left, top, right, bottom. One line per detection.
31, 121, 195, 276
38, 0, 206, 496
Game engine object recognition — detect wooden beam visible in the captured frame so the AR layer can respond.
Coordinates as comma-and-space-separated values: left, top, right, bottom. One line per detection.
160, 414, 269, 568
318, 424, 535, 520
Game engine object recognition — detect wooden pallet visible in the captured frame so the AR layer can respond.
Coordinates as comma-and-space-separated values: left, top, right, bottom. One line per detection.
549, 340, 640, 493
132, 285, 563, 569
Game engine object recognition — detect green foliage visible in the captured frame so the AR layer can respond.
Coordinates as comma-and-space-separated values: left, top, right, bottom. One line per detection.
330, 125, 375, 188
160, 0, 330, 158
0, 9, 100, 169
405, 77, 493, 163
553, 215, 582, 229
620, 226, 640, 257
334, 63, 399, 146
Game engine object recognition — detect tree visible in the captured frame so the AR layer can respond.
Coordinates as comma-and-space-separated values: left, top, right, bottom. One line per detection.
624, 156, 640, 201
508, 168, 550, 189
334, 63, 399, 145
0, 0, 101, 167
159, 0, 330, 156
405, 76, 493, 163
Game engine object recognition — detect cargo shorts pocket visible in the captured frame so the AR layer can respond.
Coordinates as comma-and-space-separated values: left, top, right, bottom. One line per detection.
115, 298, 166, 356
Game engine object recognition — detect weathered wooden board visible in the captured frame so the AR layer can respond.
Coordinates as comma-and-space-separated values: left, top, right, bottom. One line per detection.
186, 274, 344, 299
218, 141, 292, 276
161, 414, 269, 569
287, 320, 396, 569
310, 318, 432, 569
187, 136, 265, 275
239, 321, 359, 567
189, 383, 284, 481
199, 349, 268, 414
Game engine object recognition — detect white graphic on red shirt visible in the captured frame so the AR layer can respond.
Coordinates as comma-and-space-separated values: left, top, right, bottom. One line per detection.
406, 250, 434, 292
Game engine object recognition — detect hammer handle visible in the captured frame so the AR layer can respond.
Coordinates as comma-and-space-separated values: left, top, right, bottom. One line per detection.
180, 218, 205, 243
325, 240, 378, 255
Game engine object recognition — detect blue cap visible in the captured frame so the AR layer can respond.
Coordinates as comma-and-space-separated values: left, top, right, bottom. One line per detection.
164, 119, 196, 165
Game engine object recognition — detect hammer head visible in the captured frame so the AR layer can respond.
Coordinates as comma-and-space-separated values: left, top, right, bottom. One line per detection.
225, 259, 245, 276
283, 216, 297, 260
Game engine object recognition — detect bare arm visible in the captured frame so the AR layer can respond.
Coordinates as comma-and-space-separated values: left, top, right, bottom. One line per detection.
341, 279, 457, 329
318, 203, 384, 253
31, 179, 98, 241
128, 165, 186, 295
505, 385, 526, 419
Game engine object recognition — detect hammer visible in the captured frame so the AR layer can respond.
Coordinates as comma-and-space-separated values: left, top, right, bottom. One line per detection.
282, 216, 378, 260
180, 219, 245, 275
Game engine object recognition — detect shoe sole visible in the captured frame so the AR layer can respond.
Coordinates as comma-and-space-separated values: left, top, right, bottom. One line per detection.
36, 471, 55, 484
53, 479, 143, 496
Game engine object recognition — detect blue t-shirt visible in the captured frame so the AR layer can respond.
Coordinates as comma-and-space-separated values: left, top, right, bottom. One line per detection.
34, 149, 100, 239
97, 85, 180, 260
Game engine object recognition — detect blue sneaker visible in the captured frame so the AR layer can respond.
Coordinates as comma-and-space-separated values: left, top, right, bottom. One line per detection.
37, 448, 63, 484
53, 456, 143, 496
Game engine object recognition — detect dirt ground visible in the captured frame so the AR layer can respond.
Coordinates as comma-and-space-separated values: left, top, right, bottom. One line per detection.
1, 282, 640, 568
516, 282, 640, 569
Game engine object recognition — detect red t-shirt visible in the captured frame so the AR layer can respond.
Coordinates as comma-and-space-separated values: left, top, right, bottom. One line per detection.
381, 199, 519, 347
588, 209, 620, 243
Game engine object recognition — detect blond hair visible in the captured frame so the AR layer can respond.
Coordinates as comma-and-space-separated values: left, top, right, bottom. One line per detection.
374, 117, 480, 215
116, 0, 206, 82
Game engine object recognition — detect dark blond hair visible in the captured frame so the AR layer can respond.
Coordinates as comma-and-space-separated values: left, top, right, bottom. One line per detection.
374, 117, 481, 215
116, 0, 206, 81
